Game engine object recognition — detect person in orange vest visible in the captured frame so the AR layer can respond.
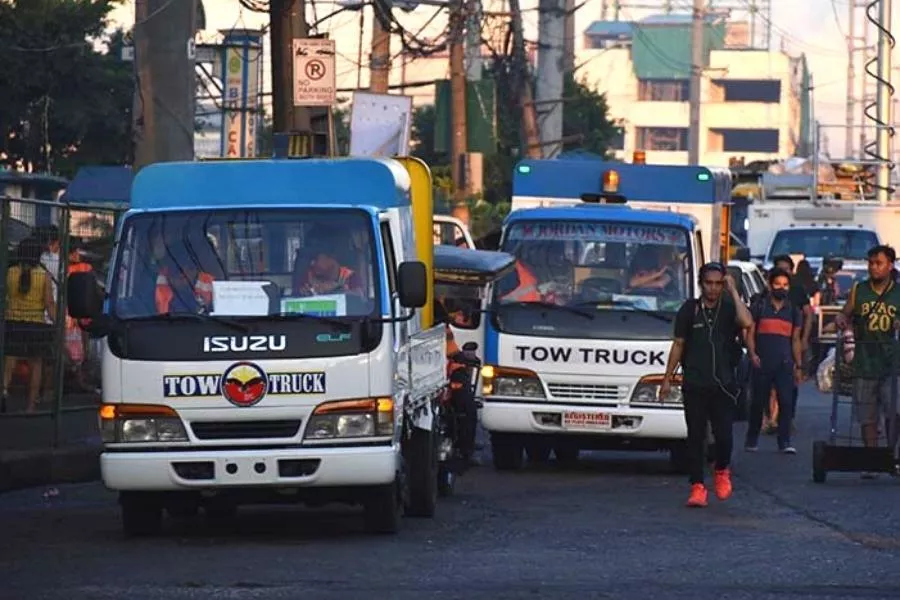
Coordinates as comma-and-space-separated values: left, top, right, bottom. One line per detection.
150, 228, 216, 314
295, 250, 364, 297
497, 243, 541, 303
64, 239, 93, 389
435, 299, 478, 466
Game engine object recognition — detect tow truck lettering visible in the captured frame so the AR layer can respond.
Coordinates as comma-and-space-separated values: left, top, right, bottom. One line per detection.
163, 372, 325, 397
203, 335, 287, 353
515, 345, 665, 366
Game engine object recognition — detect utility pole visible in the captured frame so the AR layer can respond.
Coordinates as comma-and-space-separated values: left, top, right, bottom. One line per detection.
449, 0, 468, 203
536, 0, 566, 158
873, 0, 893, 204
370, 0, 391, 93
270, 0, 311, 133
563, 0, 575, 74
510, 0, 541, 159
132, 0, 197, 171
687, 0, 704, 165
845, 1, 856, 158
465, 0, 482, 81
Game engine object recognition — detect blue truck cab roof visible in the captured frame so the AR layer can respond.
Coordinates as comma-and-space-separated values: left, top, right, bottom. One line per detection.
504, 204, 698, 231
130, 157, 412, 212
512, 159, 731, 205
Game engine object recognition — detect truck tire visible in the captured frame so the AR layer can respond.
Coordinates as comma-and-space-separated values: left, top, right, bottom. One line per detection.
405, 428, 438, 518
363, 480, 403, 534
669, 443, 689, 474
120, 492, 163, 537
525, 440, 552, 463
491, 433, 524, 471
554, 444, 580, 466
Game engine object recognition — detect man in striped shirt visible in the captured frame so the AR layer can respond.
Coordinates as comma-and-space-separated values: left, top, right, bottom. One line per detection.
745, 268, 804, 453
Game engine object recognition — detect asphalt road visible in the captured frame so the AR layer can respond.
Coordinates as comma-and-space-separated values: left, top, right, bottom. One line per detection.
2, 382, 899, 600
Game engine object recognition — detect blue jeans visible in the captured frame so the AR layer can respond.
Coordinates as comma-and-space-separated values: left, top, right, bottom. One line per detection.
747, 362, 795, 449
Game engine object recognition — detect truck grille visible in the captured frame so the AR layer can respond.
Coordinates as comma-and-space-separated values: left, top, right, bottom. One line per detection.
546, 383, 624, 402
190, 420, 302, 440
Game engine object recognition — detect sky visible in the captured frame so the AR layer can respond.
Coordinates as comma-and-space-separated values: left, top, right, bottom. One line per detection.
107, 0, 900, 158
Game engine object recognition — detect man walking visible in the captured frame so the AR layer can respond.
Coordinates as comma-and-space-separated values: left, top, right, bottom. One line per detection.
745, 268, 803, 454
661, 263, 753, 507
771, 255, 813, 427
835, 245, 900, 477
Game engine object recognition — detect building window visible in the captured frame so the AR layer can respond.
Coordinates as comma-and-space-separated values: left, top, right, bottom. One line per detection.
709, 128, 780, 153
609, 122, 626, 150
638, 79, 689, 102
712, 79, 781, 103
635, 127, 689, 151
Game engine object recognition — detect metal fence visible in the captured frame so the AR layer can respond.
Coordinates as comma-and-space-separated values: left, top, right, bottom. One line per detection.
1, 195, 123, 450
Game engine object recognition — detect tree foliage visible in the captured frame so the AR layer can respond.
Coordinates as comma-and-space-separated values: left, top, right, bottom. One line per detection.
0, 0, 133, 176
410, 62, 618, 207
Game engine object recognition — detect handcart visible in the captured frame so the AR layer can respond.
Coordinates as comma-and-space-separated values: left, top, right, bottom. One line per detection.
433, 244, 516, 495
812, 335, 900, 482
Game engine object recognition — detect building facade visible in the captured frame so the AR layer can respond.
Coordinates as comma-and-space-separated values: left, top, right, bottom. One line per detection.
577, 14, 812, 166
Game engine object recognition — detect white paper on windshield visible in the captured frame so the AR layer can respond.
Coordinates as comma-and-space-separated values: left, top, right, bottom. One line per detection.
281, 294, 347, 317
211, 281, 273, 316
612, 294, 658, 311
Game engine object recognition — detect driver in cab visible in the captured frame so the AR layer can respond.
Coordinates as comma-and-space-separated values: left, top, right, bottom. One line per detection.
626, 245, 680, 294
295, 247, 364, 297
151, 228, 217, 314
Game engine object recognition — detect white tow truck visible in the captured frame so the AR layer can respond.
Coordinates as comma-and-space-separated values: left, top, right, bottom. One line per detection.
67, 156, 450, 536
479, 159, 732, 468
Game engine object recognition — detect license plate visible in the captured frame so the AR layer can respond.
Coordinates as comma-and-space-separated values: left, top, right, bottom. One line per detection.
562, 411, 611, 430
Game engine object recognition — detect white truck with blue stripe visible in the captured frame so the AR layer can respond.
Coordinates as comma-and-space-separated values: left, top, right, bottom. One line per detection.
480, 159, 732, 469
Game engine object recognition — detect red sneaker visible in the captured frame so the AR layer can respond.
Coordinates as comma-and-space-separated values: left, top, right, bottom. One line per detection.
686, 483, 708, 507
714, 468, 733, 500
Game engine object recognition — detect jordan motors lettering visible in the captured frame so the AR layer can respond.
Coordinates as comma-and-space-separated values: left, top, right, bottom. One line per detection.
163, 361, 326, 407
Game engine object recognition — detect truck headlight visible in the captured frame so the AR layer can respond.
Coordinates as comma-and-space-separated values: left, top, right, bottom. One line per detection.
305, 398, 394, 440
481, 365, 545, 398
99, 404, 188, 443
630, 375, 683, 406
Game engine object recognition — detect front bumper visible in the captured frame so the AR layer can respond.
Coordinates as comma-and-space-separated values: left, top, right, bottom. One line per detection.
480, 399, 686, 439
101, 444, 399, 492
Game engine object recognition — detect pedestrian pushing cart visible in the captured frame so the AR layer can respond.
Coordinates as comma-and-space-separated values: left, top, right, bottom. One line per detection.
812, 333, 900, 482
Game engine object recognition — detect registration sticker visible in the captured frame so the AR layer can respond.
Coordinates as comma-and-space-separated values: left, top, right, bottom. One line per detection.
562, 411, 611, 430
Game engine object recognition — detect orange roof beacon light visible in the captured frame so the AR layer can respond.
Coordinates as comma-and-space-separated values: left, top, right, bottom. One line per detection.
632, 150, 646, 164
602, 169, 620, 194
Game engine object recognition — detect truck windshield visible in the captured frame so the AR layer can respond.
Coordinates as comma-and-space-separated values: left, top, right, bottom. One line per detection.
769, 229, 878, 260
110, 208, 379, 320
490, 220, 692, 340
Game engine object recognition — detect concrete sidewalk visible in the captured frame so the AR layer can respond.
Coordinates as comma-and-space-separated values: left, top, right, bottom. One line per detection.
0, 406, 101, 493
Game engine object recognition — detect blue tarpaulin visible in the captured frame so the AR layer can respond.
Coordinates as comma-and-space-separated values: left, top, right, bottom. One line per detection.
60, 166, 133, 205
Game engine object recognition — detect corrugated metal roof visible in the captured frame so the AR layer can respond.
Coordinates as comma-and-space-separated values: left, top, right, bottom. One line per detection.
584, 20, 634, 38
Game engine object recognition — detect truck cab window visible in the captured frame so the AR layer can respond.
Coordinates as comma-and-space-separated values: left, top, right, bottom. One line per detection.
110, 209, 380, 319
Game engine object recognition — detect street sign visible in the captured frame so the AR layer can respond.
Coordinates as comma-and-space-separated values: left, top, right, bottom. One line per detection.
293, 38, 336, 107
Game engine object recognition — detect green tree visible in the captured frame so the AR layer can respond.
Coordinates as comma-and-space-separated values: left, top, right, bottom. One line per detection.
410, 68, 617, 207
0, 0, 134, 176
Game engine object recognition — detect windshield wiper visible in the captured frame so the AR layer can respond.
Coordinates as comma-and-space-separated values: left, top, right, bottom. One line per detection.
124, 312, 249, 332
499, 300, 594, 320
572, 299, 674, 323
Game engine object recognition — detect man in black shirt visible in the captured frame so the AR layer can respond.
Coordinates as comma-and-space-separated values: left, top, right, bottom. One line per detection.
661, 263, 754, 507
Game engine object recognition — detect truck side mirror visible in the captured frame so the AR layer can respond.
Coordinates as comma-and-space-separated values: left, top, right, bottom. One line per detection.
67, 272, 103, 319
397, 261, 427, 308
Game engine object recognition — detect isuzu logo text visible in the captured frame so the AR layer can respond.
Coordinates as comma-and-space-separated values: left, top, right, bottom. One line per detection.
203, 335, 287, 353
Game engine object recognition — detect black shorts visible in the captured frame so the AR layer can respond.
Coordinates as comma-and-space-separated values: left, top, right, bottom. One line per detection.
4, 321, 54, 359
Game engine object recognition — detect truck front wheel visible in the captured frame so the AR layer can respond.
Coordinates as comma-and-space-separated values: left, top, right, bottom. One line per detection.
404, 427, 438, 517
491, 433, 524, 471
363, 479, 403, 534
120, 492, 163, 537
